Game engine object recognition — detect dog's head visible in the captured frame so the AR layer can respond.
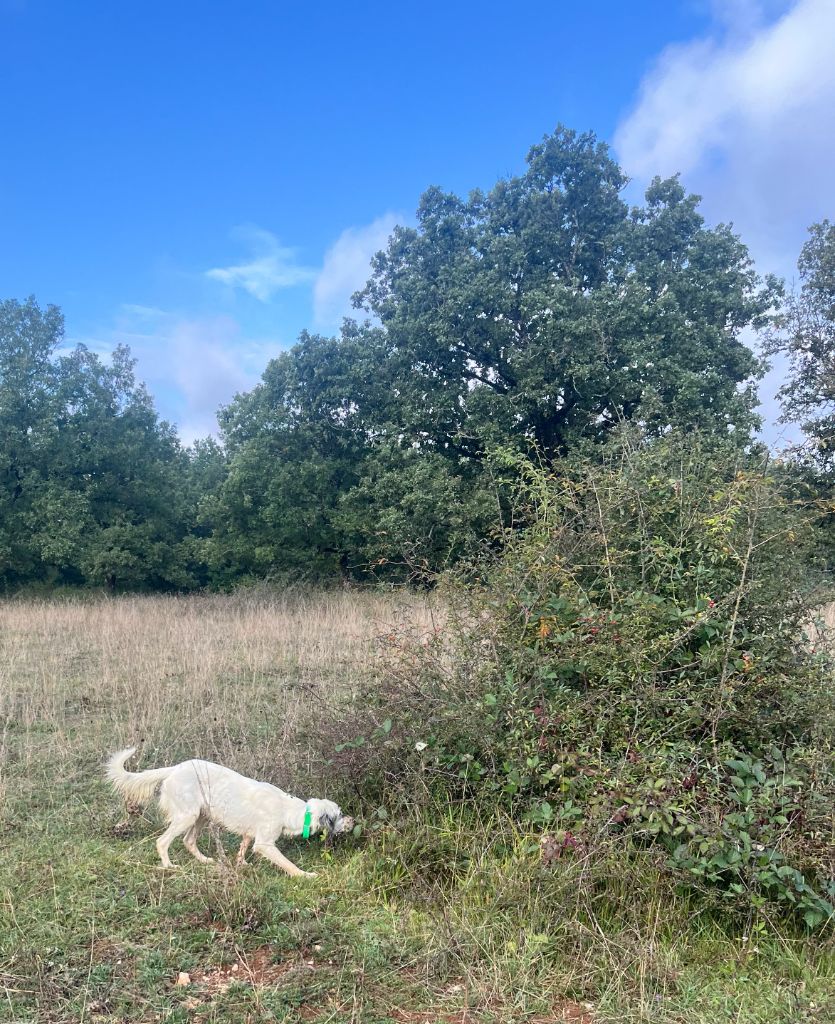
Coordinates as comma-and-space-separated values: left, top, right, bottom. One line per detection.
309, 799, 354, 838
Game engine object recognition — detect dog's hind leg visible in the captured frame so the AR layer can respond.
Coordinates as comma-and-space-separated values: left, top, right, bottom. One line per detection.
113, 799, 142, 834
183, 819, 214, 865
156, 812, 199, 869
253, 839, 316, 878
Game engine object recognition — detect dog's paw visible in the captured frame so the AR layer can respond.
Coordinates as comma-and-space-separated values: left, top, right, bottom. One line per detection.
302, 870, 318, 878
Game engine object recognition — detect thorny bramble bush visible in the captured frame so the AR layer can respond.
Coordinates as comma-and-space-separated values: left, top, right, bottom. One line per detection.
325, 433, 835, 928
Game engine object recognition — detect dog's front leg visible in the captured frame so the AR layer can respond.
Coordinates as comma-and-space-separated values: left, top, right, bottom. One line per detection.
236, 834, 253, 867
253, 841, 316, 878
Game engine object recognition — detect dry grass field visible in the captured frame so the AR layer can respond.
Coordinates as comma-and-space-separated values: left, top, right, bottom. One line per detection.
1, 591, 833, 1024
0, 589, 433, 800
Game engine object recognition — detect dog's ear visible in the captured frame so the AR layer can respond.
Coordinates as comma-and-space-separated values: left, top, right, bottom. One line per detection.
320, 811, 337, 835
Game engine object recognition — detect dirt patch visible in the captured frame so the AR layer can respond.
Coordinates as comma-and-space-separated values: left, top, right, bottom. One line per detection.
176, 945, 318, 1009
91, 937, 127, 962
90, 937, 135, 983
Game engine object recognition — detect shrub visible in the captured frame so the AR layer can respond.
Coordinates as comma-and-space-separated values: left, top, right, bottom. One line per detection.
328, 433, 835, 926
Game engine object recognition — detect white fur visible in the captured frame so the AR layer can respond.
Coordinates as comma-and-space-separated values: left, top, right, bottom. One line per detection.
105, 747, 353, 876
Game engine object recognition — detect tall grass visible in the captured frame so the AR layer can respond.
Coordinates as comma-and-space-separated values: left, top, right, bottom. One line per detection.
0, 589, 436, 808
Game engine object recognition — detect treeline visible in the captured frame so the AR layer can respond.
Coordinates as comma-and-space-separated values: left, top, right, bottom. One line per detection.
1, 127, 833, 591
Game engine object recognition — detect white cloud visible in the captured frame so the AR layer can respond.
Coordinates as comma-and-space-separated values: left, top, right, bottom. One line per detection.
615, 0, 835, 190
313, 213, 402, 327
71, 305, 283, 444
206, 225, 315, 302
614, 0, 835, 446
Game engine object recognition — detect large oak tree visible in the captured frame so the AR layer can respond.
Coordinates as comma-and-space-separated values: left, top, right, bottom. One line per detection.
353, 127, 776, 460
215, 128, 778, 579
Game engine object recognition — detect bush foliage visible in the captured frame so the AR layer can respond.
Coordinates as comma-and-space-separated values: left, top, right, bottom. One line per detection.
331, 434, 835, 926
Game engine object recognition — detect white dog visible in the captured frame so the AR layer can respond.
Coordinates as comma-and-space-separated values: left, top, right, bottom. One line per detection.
106, 747, 354, 877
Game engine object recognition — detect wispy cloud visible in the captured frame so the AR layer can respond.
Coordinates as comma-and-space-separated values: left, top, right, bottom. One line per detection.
69, 214, 405, 441
614, 0, 835, 447
614, 0, 835, 267
615, 0, 835, 180
206, 225, 316, 302
71, 305, 283, 444
313, 213, 402, 327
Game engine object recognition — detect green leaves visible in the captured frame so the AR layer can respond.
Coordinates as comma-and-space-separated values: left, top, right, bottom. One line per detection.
768, 220, 835, 472
0, 298, 194, 590
202, 127, 780, 585
357, 127, 770, 460
346, 432, 835, 928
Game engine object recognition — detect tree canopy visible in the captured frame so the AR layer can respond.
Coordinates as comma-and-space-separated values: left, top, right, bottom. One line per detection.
353, 130, 774, 460
0, 297, 204, 590
769, 220, 835, 472
211, 127, 778, 578
1, 127, 811, 589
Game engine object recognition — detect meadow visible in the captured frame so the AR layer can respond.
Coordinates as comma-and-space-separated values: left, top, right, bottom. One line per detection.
1, 592, 833, 1024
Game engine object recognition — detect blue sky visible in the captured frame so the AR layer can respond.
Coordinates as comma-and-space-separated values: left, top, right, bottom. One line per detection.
2, 0, 834, 442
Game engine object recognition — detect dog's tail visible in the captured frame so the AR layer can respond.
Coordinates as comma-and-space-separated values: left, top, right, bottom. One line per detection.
105, 747, 176, 806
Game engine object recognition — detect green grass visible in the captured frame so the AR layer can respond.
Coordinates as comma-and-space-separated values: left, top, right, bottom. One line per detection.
2, 787, 833, 1023
1, 593, 833, 1023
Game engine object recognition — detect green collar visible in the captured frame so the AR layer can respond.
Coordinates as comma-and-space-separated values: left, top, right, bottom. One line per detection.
302, 804, 312, 839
